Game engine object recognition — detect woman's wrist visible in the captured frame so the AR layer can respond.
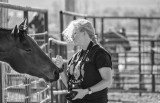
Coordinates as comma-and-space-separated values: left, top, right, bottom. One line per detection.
84, 89, 89, 95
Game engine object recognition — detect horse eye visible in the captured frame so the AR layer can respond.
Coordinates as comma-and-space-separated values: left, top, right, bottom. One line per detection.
25, 49, 32, 52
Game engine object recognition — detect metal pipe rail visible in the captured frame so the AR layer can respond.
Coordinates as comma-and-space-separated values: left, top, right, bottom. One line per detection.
48, 37, 67, 46
61, 10, 160, 19
0, 2, 47, 13
29, 31, 48, 36
48, 37, 68, 63
40, 96, 50, 103
24, 86, 50, 99
4, 78, 45, 90
5, 86, 50, 102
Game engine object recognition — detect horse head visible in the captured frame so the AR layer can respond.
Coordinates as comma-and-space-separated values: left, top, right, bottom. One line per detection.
0, 19, 59, 82
28, 13, 44, 33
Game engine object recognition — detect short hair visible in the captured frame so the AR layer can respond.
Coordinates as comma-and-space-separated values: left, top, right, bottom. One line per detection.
62, 19, 97, 43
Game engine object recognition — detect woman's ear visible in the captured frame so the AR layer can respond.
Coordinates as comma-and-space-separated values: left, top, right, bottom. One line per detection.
83, 31, 87, 36
84, 31, 89, 38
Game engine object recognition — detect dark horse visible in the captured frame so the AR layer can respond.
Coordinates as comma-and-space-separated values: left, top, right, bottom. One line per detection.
0, 19, 59, 82
28, 13, 44, 33
101, 28, 131, 52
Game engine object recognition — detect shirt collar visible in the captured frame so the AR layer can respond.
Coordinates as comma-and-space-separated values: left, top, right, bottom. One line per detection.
85, 41, 94, 51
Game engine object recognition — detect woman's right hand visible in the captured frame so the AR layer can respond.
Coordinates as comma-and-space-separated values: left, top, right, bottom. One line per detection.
54, 55, 64, 69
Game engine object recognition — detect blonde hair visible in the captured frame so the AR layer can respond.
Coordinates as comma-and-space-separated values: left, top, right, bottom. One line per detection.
62, 19, 98, 44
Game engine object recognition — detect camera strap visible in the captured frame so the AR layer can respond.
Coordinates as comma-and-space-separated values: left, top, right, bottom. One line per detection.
72, 41, 94, 80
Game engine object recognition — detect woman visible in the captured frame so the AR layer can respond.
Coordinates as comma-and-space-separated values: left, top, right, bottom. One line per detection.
55, 19, 113, 103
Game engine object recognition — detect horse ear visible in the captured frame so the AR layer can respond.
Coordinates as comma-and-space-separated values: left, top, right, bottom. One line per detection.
19, 19, 28, 30
12, 25, 19, 38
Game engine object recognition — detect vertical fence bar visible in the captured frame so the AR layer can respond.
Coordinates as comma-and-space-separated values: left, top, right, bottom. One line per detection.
24, 78, 31, 103
93, 18, 96, 34
151, 40, 155, 92
0, 63, 5, 103
101, 18, 104, 45
49, 40, 54, 103
23, 10, 31, 103
59, 11, 67, 103
60, 11, 64, 41
44, 11, 49, 53
73, 16, 77, 52
138, 18, 142, 96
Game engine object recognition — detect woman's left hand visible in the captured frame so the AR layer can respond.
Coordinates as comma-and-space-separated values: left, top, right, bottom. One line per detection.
72, 89, 88, 100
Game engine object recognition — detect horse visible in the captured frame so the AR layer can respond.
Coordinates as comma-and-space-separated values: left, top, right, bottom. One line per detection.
28, 13, 44, 33
101, 28, 131, 52
0, 19, 59, 82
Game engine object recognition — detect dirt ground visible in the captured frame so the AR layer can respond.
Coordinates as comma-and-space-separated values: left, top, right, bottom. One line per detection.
108, 92, 160, 103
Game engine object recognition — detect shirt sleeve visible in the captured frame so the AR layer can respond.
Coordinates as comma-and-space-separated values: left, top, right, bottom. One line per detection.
95, 50, 112, 69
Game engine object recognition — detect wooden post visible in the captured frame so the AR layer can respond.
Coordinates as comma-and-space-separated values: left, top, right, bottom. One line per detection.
0, 0, 8, 28
0, 63, 4, 103
64, 0, 75, 26
0, 1, 8, 103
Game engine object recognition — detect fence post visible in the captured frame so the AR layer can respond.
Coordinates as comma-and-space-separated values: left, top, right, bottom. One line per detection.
138, 18, 142, 96
60, 11, 64, 41
0, 63, 5, 103
0, 3, 8, 76
101, 18, 104, 45
0, 63, 2, 103
93, 18, 97, 37
0, 0, 8, 28
44, 11, 49, 53
24, 78, 31, 103
23, 10, 31, 103
48, 40, 55, 103
151, 40, 155, 92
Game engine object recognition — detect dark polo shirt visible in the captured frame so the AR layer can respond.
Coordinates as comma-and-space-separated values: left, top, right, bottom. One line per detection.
67, 41, 112, 103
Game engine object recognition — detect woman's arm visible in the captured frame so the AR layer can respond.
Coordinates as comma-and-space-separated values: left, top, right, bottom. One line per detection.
88, 67, 113, 93
72, 67, 113, 100
60, 71, 68, 88
53, 55, 68, 88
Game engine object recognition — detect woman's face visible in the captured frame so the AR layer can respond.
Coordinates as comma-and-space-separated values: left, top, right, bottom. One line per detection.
71, 29, 85, 46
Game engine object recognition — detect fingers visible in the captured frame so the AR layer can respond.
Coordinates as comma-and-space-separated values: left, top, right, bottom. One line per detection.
72, 89, 87, 100
56, 55, 61, 59
72, 89, 79, 100
56, 55, 63, 63
72, 89, 78, 92
54, 55, 63, 68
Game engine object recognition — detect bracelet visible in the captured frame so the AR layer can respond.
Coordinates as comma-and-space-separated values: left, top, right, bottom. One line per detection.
88, 87, 92, 94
